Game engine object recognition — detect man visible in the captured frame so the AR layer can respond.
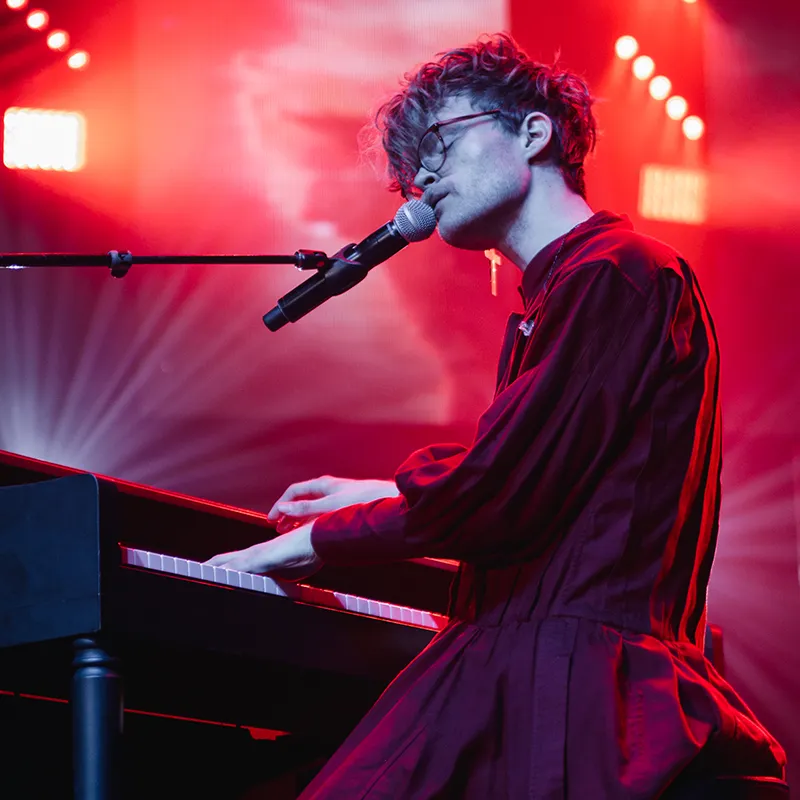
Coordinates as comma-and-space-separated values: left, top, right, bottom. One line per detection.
208, 34, 786, 798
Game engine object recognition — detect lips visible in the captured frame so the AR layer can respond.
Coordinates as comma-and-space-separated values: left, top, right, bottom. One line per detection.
427, 193, 448, 216
423, 189, 448, 210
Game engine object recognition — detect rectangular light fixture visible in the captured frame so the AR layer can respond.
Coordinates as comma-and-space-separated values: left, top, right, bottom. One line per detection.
639, 164, 708, 225
3, 107, 86, 172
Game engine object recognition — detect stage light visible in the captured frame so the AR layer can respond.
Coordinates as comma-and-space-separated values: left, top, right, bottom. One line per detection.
682, 115, 705, 140
67, 50, 90, 70
3, 107, 86, 172
639, 164, 708, 224
25, 9, 48, 30
632, 56, 655, 81
46, 30, 69, 51
666, 96, 689, 121
649, 76, 672, 101
683, 0, 698, 4
6, 0, 29, 10
615, 36, 639, 61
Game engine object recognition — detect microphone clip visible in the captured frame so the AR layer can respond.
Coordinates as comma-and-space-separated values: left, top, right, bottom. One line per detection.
293, 249, 332, 271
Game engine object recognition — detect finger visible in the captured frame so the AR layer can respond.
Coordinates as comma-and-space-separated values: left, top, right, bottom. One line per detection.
205, 552, 235, 567
267, 477, 331, 520
271, 496, 342, 521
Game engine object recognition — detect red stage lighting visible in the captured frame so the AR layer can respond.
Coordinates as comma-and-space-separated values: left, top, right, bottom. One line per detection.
615, 36, 639, 61
25, 8, 48, 30
67, 50, 90, 70
3, 107, 86, 172
682, 115, 705, 140
46, 30, 70, 51
639, 164, 708, 224
649, 76, 673, 101
632, 56, 655, 81
666, 96, 689, 121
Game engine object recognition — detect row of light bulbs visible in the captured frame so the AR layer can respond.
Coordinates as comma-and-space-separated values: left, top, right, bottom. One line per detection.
614, 35, 704, 141
6, 0, 89, 70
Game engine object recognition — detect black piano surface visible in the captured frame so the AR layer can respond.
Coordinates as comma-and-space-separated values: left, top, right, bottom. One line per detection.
0, 449, 456, 797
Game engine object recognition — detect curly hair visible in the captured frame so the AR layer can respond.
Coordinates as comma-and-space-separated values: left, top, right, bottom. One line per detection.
375, 33, 597, 199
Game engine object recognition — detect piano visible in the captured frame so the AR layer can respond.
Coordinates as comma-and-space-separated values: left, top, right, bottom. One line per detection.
0, 449, 724, 799
0, 449, 457, 799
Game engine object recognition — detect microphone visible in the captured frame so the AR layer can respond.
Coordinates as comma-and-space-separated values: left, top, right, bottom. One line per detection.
263, 199, 437, 331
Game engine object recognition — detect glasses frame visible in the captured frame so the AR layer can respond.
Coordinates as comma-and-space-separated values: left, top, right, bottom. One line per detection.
416, 109, 502, 175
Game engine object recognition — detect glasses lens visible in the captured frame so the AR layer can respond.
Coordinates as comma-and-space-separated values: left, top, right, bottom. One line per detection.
418, 130, 445, 172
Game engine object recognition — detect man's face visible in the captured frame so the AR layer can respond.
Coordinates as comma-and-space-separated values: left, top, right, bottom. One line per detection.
413, 95, 531, 251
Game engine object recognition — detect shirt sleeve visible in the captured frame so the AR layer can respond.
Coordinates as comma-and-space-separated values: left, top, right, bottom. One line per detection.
311, 259, 680, 566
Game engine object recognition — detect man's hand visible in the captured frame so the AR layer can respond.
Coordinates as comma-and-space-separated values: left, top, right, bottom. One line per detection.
267, 476, 399, 533
204, 522, 322, 581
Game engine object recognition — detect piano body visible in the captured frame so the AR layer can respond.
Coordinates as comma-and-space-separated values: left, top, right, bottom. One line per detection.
0, 449, 456, 798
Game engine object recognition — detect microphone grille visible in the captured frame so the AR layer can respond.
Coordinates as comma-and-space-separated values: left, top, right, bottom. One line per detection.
394, 199, 437, 243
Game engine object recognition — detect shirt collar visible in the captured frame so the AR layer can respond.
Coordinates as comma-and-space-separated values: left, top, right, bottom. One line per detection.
519, 210, 632, 306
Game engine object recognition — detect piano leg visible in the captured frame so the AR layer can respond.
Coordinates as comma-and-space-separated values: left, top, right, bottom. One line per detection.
72, 637, 123, 800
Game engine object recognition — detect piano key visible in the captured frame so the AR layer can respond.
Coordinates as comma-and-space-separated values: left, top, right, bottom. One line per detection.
121, 547, 448, 632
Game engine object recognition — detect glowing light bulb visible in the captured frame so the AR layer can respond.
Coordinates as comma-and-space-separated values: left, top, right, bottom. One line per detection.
666, 96, 689, 121
47, 30, 69, 51
26, 9, 48, 30
632, 56, 655, 81
649, 76, 672, 101
3, 107, 86, 172
6, 0, 29, 10
615, 36, 639, 61
67, 50, 90, 70
682, 115, 705, 140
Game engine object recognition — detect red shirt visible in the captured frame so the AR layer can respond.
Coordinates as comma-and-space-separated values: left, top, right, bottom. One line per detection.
305, 212, 786, 799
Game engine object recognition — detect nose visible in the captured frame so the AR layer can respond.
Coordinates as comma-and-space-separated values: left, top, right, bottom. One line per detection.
413, 167, 438, 195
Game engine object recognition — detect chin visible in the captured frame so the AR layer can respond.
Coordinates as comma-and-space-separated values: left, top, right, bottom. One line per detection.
437, 216, 494, 251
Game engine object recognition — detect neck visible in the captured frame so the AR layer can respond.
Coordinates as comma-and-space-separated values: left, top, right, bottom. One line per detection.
496, 171, 594, 271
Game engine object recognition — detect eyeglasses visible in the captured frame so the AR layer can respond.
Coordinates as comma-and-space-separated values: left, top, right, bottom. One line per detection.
417, 109, 502, 174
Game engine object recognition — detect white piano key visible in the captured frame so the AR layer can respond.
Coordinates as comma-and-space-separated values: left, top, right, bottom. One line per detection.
119, 546, 447, 631
259, 575, 278, 596
224, 568, 240, 588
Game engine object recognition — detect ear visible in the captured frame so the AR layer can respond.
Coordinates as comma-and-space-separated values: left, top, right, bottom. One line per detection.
520, 112, 554, 162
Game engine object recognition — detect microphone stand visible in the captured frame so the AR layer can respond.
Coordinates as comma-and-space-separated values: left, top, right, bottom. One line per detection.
0, 249, 330, 278
0, 248, 350, 331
